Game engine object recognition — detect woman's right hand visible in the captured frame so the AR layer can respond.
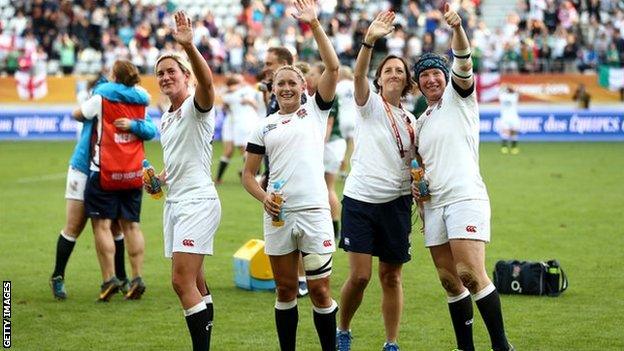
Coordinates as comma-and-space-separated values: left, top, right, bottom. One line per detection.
411, 181, 422, 202
172, 11, 193, 47
263, 194, 282, 217
364, 11, 396, 45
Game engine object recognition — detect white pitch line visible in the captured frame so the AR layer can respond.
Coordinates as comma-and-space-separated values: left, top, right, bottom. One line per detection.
17, 172, 67, 184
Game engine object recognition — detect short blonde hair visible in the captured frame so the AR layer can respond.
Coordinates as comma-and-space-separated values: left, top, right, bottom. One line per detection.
339, 65, 354, 80
272, 65, 306, 85
294, 61, 311, 75
155, 53, 195, 85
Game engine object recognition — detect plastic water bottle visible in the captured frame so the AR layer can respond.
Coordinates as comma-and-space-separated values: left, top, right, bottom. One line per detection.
143, 159, 163, 199
271, 180, 285, 227
411, 159, 431, 202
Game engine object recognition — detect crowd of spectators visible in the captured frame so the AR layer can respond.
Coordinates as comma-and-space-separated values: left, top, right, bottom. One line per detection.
0, 0, 623, 77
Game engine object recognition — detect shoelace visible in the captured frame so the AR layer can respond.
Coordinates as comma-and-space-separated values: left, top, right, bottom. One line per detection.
337, 332, 352, 350
383, 343, 399, 351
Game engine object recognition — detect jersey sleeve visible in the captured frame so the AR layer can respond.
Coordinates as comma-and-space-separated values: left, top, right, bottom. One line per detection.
245, 120, 266, 155
80, 95, 103, 120
191, 95, 213, 118
355, 90, 380, 120
310, 93, 333, 125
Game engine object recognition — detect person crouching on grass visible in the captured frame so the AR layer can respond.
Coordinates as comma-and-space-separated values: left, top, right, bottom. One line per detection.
412, 4, 514, 351
242, 0, 340, 350
149, 11, 220, 351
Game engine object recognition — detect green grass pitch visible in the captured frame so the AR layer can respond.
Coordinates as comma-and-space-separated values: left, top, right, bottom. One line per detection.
0, 141, 622, 350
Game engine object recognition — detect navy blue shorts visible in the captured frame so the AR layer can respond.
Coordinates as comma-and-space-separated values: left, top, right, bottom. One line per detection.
340, 195, 412, 264
84, 172, 142, 222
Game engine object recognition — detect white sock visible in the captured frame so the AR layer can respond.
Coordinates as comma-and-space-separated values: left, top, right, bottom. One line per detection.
184, 301, 208, 316
472, 283, 496, 301
60, 231, 77, 242
312, 299, 338, 314
275, 299, 297, 310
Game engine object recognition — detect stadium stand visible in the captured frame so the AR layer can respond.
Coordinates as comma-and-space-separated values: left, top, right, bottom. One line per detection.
0, 0, 622, 77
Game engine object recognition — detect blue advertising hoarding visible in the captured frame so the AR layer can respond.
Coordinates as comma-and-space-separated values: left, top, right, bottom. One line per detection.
0, 106, 622, 141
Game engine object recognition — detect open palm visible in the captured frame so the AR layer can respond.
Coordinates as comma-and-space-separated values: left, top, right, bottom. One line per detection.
292, 0, 317, 24
366, 11, 395, 43
172, 11, 193, 46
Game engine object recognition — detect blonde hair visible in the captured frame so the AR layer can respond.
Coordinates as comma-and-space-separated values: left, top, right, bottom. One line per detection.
272, 65, 306, 85
155, 53, 195, 86
294, 61, 311, 75
339, 65, 354, 80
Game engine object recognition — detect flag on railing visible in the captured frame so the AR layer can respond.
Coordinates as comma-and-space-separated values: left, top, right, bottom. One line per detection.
476, 72, 501, 102
14, 70, 48, 100
598, 65, 624, 91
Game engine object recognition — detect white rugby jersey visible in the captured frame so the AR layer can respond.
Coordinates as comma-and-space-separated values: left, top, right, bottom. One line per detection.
247, 94, 333, 211
222, 85, 260, 127
343, 92, 416, 203
499, 90, 519, 121
414, 82, 489, 209
335, 80, 358, 127
160, 95, 218, 202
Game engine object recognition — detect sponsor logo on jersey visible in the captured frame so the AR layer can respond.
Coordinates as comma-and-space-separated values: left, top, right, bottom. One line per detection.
281, 119, 291, 124
182, 239, 195, 247
465, 225, 477, 233
263, 123, 277, 135
323, 240, 332, 247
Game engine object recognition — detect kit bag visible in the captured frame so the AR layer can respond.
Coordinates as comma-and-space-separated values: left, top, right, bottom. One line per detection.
493, 260, 568, 296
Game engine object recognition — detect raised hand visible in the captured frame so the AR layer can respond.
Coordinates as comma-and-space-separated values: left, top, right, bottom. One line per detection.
443, 3, 461, 28
292, 0, 317, 24
365, 11, 395, 44
172, 11, 193, 47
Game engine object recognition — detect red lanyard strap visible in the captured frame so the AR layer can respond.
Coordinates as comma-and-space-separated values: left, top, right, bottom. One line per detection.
382, 97, 415, 158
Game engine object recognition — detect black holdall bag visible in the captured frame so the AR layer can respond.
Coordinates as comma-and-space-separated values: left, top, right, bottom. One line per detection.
493, 260, 568, 296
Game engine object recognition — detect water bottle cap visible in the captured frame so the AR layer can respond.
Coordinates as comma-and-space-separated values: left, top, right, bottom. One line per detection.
143, 159, 150, 167
411, 159, 419, 168
273, 180, 284, 190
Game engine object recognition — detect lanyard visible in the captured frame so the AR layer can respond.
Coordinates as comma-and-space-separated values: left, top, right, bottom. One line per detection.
382, 97, 415, 159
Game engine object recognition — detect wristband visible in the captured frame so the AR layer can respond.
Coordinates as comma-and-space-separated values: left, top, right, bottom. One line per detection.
452, 48, 472, 59
361, 41, 374, 49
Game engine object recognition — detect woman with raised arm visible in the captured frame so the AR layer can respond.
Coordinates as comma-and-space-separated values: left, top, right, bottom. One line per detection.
412, 4, 514, 351
336, 11, 416, 351
150, 11, 219, 351
241, 0, 340, 349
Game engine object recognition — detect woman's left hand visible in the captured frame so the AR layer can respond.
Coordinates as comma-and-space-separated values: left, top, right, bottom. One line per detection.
113, 118, 132, 131
292, 0, 318, 24
443, 3, 461, 28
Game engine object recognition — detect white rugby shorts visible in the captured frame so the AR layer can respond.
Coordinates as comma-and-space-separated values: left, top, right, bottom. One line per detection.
323, 139, 347, 175
163, 198, 221, 257
423, 199, 491, 247
263, 208, 335, 256
65, 166, 88, 201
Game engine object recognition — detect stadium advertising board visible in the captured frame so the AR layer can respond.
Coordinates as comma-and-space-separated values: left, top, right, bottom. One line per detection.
0, 106, 622, 141
479, 106, 624, 141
